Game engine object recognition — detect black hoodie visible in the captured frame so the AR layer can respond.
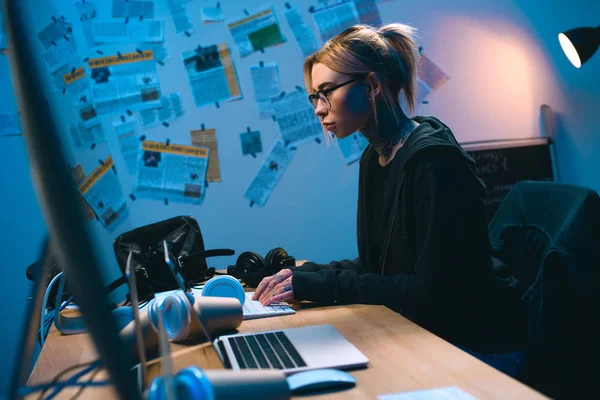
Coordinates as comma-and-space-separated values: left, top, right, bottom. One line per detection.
292, 116, 523, 352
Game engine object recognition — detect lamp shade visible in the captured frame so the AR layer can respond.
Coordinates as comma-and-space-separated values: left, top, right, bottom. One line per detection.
558, 26, 600, 68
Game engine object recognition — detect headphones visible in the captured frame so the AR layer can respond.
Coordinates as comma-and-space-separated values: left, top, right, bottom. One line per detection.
226, 247, 296, 288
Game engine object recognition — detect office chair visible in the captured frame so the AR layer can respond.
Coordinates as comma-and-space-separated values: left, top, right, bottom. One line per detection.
488, 181, 600, 399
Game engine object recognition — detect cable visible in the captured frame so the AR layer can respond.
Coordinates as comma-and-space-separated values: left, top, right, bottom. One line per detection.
26, 361, 98, 400
43, 360, 102, 400
69, 365, 102, 400
40, 272, 63, 347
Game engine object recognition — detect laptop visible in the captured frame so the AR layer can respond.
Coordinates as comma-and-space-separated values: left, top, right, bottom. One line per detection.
213, 324, 369, 374
165, 242, 369, 374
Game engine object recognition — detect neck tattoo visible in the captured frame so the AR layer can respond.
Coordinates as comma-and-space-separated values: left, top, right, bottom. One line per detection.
360, 104, 415, 160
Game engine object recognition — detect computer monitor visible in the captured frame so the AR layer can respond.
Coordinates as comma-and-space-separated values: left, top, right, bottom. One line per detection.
4, 2, 139, 399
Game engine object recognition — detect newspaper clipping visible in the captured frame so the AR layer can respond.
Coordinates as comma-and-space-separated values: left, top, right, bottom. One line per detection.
37, 18, 78, 72
283, 6, 320, 57
87, 50, 161, 115
271, 90, 322, 147
92, 19, 164, 43
337, 132, 369, 165
249, 62, 282, 119
227, 7, 286, 57
311, 0, 360, 43
79, 155, 128, 232
182, 43, 242, 108
167, 0, 194, 35
68, 120, 105, 148
63, 67, 99, 127
140, 93, 185, 128
190, 128, 221, 182
244, 141, 295, 207
134, 141, 210, 204
113, 116, 141, 176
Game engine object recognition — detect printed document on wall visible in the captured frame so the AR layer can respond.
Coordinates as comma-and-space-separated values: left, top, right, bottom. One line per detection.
202, 6, 225, 23
134, 141, 210, 204
227, 6, 286, 57
71, 164, 97, 221
68, 120, 105, 148
0, 113, 22, 136
140, 93, 185, 128
354, 0, 382, 26
79, 155, 128, 232
249, 62, 281, 119
63, 67, 99, 127
283, 6, 320, 57
92, 19, 164, 43
37, 19, 78, 72
338, 132, 369, 165
244, 140, 295, 207
167, 0, 194, 35
112, 0, 155, 19
75, 0, 98, 49
182, 44, 242, 108
417, 54, 449, 103
113, 116, 141, 176
312, 0, 360, 43
191, 129, 222, 182
271, 90, 321, 147
87, 50, 161, 115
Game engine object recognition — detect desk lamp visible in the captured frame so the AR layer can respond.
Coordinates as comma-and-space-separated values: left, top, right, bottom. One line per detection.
558, 25, 600, 68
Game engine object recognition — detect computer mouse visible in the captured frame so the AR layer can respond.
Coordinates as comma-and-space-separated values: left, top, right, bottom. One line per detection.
287, 369, 356, 394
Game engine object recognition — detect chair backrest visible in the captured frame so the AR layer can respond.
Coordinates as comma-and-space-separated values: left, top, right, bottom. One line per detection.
488, 180, 600, 399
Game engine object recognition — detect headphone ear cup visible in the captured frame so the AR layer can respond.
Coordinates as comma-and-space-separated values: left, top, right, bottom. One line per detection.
234, 252, 265, 287
265, 247, 291, 275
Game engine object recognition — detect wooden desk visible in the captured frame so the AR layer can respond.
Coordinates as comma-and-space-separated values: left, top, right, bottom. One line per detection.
28, 303, 547, 399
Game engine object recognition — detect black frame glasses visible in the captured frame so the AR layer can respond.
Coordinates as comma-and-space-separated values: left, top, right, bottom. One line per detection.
308, 76, 364, 109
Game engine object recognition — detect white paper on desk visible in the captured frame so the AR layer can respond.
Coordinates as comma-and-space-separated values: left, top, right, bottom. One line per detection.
112, 0, 155, 19
379, 386, 478, 400
202, 7, 224, 23
354, 0, 382, 26
0, 113, 23, 136
140, 93, 184, 128
227, 6, 286, 57
182, 43, 242, 108
249, 62, 282, 119
68, 120, 105, 148
113, 115, 141, 176
37, 19, 78, 72
167, 0, 194, 35
133, 141, 210, 204
92, 19, 164, 44
63, 66, 100, 127
75, 0, 98, 49
271, 90, 321, 147
337, 131, 369, 165
87, 50, 162, 115
79, 155, 128, 232
244, 140, 295, 207
311, 0, 360, 43
283, 6, 320, 57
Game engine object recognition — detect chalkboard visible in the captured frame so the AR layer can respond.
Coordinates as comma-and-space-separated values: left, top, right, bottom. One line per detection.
462, 137, 556, 221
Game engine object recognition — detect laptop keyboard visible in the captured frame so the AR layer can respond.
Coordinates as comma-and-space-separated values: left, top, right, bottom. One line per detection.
242, 292, 295, 320
227, 331, 307, 370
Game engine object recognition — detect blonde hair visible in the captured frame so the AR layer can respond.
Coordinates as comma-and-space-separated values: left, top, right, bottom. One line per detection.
304, 24, 419, 140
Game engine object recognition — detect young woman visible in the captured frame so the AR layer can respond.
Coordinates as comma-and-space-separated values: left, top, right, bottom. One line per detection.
252, 24, 526, 377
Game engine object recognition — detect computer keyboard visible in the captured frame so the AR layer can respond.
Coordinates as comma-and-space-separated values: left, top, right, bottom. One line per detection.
242, 292, 295, 320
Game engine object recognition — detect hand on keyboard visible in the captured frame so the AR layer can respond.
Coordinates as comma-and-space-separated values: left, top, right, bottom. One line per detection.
243, 292, 295, 320
252, 269, 295, 306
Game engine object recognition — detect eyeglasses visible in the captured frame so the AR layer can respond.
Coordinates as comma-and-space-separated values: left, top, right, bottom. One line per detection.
308, 76, 364, 110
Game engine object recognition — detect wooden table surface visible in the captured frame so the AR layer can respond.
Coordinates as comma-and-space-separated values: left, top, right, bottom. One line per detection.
27, 301, 548, 399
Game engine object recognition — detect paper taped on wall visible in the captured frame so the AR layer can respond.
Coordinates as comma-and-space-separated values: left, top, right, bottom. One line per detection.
37, 19, 78, 72
140, 93, 185, 128
68, 120, 105, 148
112, 0, 155, 19
202, 6, 225, 23
283, 6, 320, 57
338, 132, 369, 165
0, 113, 23, 136
244, 140, 295, 207
271, 90, 322, 147
78, 155, 128, 232
63, 66, 99, 128
182, 43, 242, 108
87, 50, 162, 115
249, 62, 282, 119
240, 129, 263, 157
75, 0, 98, 49
311, 0, 360, 43
190, 128, 222, 183
167, 0, 194, 35
92, 19, 164, 43
134, 141, 210, 204
113, 115, 142, 176
71, 164, 97, 221
227, 6, 286, 57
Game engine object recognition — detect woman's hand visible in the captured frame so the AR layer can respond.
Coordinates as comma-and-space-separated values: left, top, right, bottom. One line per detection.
251, 268, 294, 306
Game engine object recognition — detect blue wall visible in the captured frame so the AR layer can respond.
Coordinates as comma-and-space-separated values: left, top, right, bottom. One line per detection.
1, 0, 599, 394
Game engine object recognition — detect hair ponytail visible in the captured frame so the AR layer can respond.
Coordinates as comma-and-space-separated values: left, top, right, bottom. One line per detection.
377, 24, 419, 114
